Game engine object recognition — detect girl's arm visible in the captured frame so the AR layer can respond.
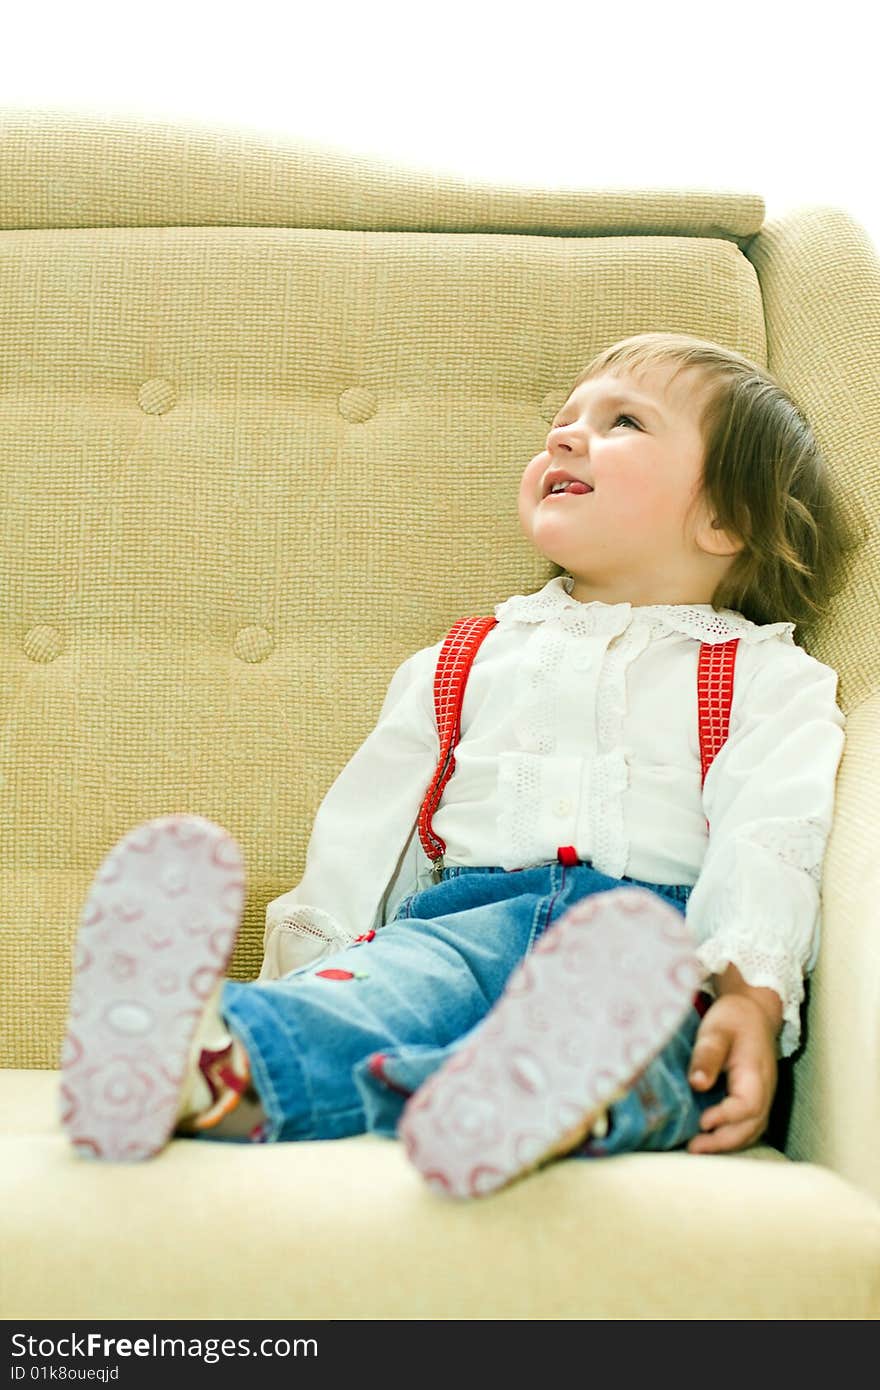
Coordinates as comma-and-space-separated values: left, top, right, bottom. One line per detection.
683, 638, 846, 1060
259, 640, 442, 980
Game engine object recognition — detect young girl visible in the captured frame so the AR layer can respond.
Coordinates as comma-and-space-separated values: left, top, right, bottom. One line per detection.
59, 331, 861, 1199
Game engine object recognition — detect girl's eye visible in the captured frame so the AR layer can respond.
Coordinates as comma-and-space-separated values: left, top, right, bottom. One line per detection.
550, 414, 640, 432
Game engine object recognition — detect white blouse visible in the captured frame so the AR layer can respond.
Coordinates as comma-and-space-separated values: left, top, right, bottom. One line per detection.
260, 575, 846, 1058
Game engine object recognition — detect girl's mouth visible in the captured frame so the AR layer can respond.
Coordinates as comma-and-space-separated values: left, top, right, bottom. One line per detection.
542, 482, 593, 499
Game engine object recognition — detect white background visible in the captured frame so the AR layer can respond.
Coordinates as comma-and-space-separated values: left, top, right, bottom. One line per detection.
1, 0, 876, 253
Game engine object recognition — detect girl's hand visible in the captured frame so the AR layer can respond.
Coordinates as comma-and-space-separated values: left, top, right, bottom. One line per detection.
686, 994, 778, 1154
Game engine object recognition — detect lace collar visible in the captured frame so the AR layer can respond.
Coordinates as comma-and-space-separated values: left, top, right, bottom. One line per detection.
494, 575, 797, 646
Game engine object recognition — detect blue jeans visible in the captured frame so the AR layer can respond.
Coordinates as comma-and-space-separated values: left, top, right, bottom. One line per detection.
218, 861, 727, 1155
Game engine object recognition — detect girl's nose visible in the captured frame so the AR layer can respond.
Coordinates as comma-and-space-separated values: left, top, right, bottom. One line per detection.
549, 425, 584, 452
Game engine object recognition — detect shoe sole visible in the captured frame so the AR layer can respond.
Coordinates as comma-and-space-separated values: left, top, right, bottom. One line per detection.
398, 886, 703, 1198
59, 814, 246, 1161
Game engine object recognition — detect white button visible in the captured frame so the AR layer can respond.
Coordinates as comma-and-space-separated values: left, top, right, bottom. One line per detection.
554, 798, 573, 817
571, 646, 593, 671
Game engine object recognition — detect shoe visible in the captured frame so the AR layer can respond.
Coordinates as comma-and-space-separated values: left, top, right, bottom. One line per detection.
174, 978, 255, 1133
398, 886, 702, 1199
59, 813, 246, 1161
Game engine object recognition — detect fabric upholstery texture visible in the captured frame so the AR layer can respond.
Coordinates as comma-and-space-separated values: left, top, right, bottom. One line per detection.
1, 109, 878, 1319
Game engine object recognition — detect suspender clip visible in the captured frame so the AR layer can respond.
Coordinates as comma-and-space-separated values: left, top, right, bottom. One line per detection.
431, 855, 445, 883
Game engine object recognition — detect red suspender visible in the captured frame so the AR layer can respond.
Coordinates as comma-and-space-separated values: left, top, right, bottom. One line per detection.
417, 617, 499, 878
696, 640, 739, 833
417, 618, 739, 879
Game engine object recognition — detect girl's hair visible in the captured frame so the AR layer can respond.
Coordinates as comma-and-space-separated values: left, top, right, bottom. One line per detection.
555, 331, 867, 636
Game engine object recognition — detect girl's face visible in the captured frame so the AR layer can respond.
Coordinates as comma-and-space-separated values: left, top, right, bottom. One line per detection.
517, 363, 738, 606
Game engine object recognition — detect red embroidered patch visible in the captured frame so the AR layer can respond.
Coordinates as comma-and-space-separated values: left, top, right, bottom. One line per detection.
315, 969, 356, 980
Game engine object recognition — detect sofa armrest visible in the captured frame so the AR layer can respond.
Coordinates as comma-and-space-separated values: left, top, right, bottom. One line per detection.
746, 208, 880, 1198
783, 693, 880, 1200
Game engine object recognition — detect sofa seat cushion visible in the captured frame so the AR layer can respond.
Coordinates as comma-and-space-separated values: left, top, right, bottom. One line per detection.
2, 1070, 879, 1319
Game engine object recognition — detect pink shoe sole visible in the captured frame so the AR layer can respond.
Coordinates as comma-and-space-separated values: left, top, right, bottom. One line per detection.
398, 886, 703, 1199
59, 814, 246, 1161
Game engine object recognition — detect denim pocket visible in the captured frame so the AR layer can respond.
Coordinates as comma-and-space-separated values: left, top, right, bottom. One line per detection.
621, 876, 692, 912
391, 892, 418, 921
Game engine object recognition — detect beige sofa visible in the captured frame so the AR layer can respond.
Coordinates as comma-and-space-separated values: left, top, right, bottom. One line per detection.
1, 109, 879, 1320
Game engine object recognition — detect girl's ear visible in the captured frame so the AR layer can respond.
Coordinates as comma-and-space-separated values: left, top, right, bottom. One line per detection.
698, 517, 744, 558
691, 492, 746, 559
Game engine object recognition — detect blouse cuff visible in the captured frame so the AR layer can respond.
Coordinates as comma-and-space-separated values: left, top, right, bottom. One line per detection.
694, 936, 805, 1059
259, 903, 354, 981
